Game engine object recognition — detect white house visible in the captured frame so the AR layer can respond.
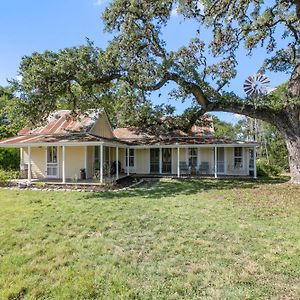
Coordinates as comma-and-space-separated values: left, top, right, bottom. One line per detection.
0, 109, 258, 184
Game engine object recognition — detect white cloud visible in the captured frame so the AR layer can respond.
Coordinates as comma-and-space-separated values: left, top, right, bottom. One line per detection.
197, 1, 204, 13
233, 114, 245, 121
94, 0, 105, 6
171, 7, 179, 16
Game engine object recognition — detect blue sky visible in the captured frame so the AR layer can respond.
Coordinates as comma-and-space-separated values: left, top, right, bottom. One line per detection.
0, 0, 289, 123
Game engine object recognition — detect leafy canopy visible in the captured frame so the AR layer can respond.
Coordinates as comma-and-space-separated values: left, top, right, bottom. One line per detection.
10, 0, 299, 127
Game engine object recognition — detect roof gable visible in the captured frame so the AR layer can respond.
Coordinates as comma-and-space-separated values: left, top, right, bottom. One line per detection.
18, 109, 102, 136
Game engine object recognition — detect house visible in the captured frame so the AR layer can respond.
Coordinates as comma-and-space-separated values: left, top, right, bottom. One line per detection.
0, 109, 258, 184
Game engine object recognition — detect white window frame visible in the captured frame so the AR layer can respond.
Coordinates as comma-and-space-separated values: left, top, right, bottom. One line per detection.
188, 148, 198, 167
46, 146, 59, 178
126, 149, 135, 168
234, 147, 243, 169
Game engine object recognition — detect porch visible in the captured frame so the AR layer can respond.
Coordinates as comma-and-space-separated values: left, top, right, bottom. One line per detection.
130, 145, 258, 179
20, 143, 133, 185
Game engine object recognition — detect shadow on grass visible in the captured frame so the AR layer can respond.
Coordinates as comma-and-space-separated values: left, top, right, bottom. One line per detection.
84, 176, 290, 201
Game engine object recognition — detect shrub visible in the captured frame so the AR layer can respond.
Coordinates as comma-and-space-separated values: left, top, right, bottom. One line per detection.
0, 148, 20, 170
0, 169, 19, 186
256, 160, 282, 177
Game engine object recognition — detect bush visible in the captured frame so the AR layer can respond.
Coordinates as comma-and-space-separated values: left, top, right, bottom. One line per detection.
256, 160, 282, 177
0, 148, 20, 170
0, 169, 19, 186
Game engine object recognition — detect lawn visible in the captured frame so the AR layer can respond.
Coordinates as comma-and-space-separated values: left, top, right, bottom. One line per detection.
0, 178, 300, 300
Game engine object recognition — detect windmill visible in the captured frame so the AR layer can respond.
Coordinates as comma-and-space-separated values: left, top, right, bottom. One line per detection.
243, 73, 270, 141
243, 73, 270, 162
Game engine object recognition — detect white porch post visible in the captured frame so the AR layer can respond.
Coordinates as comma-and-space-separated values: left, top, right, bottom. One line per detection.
177, 147, 180, 178
214, 146, 217, 178
126, 148, 130, 175
20, 148, 24, 164
62, 145, 66, 184
100, 144, 103, 184
27, 146, 32, 184
116, 146, 119, 180
159, 148, 162, 174
84, 146, 87, 177
253, 146, 257, 179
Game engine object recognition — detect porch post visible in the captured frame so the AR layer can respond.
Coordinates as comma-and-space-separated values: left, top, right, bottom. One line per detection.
62, 145, 66, 184
84, 146, 87, 177
116, 146, 119, 180
177, 147, 180, 178
20, 148, 24, 164
253, 146, 257, 179
100, 144, 103, 184
159, 148, 162, 174
214, 146, 217, 178
126, 148, 130, 175
27, 146, 32, 184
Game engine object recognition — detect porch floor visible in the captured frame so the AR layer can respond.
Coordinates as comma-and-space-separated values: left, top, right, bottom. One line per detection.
11, 173, 129, 186
133, 174, 253, 179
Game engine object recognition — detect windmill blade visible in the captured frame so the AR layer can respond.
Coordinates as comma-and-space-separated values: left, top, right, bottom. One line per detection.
243, 73, 270, 97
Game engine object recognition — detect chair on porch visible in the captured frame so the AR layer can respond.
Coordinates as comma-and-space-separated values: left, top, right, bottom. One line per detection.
179, 162, 190, 176
197, 162, 210, 175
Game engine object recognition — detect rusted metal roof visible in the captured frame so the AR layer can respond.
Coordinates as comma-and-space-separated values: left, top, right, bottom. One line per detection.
0, 109, 258, 147
120, 136, 258, 146
0, 133, 125, 146
18, 110, 100, 135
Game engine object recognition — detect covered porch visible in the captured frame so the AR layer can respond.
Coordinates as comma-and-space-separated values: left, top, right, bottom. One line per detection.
5, 140, 134, 185
16, 142, 134, 185
130, 144, 258, 179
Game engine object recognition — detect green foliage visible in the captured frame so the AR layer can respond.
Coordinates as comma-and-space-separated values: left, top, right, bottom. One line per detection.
0, 148, 20, 170
0, 86, 26, 139
0, 169, 19, 186
0, 86, 25, 170
260, 123, 289, 170
257, 159, 282, 177
212, 116, 237, 140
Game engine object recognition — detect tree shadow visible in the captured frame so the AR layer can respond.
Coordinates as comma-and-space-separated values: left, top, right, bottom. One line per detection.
84, 176, 290, 201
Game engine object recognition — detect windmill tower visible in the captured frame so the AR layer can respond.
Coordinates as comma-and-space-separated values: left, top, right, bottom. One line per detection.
243, 73, 270, 142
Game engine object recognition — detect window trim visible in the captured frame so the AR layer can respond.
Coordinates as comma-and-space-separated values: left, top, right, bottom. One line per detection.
188, 148, 198, 167
234, 147, 243, 169
126, 149, 135, 167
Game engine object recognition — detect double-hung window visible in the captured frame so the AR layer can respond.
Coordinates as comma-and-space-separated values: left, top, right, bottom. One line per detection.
188, 148, 198, 167
234, 147, 243, 168
126, 149, 135, 167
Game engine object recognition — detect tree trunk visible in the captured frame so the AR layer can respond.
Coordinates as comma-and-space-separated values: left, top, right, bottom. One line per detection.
284, 133, 300, 184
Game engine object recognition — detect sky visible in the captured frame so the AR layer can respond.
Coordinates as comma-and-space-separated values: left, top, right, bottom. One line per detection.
0, 0, 290, 123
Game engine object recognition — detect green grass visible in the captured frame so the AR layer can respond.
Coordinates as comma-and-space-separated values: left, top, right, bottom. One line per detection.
0, 178, 300, 299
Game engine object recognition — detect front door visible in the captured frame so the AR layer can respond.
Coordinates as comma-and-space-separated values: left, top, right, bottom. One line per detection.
46, 146, 58, 178
150, 149, 160, 173
162, 148, 172, 174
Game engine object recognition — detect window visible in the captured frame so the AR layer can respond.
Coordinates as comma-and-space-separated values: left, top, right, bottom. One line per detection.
249, 149, 254, 169
47, 146, 57, 164
126, 149, 135, 167
188, 148, 198, 167
234, 147, 243, 168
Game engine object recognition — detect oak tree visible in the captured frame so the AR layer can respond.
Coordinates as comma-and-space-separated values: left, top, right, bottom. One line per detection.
12, 0, 300, 183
